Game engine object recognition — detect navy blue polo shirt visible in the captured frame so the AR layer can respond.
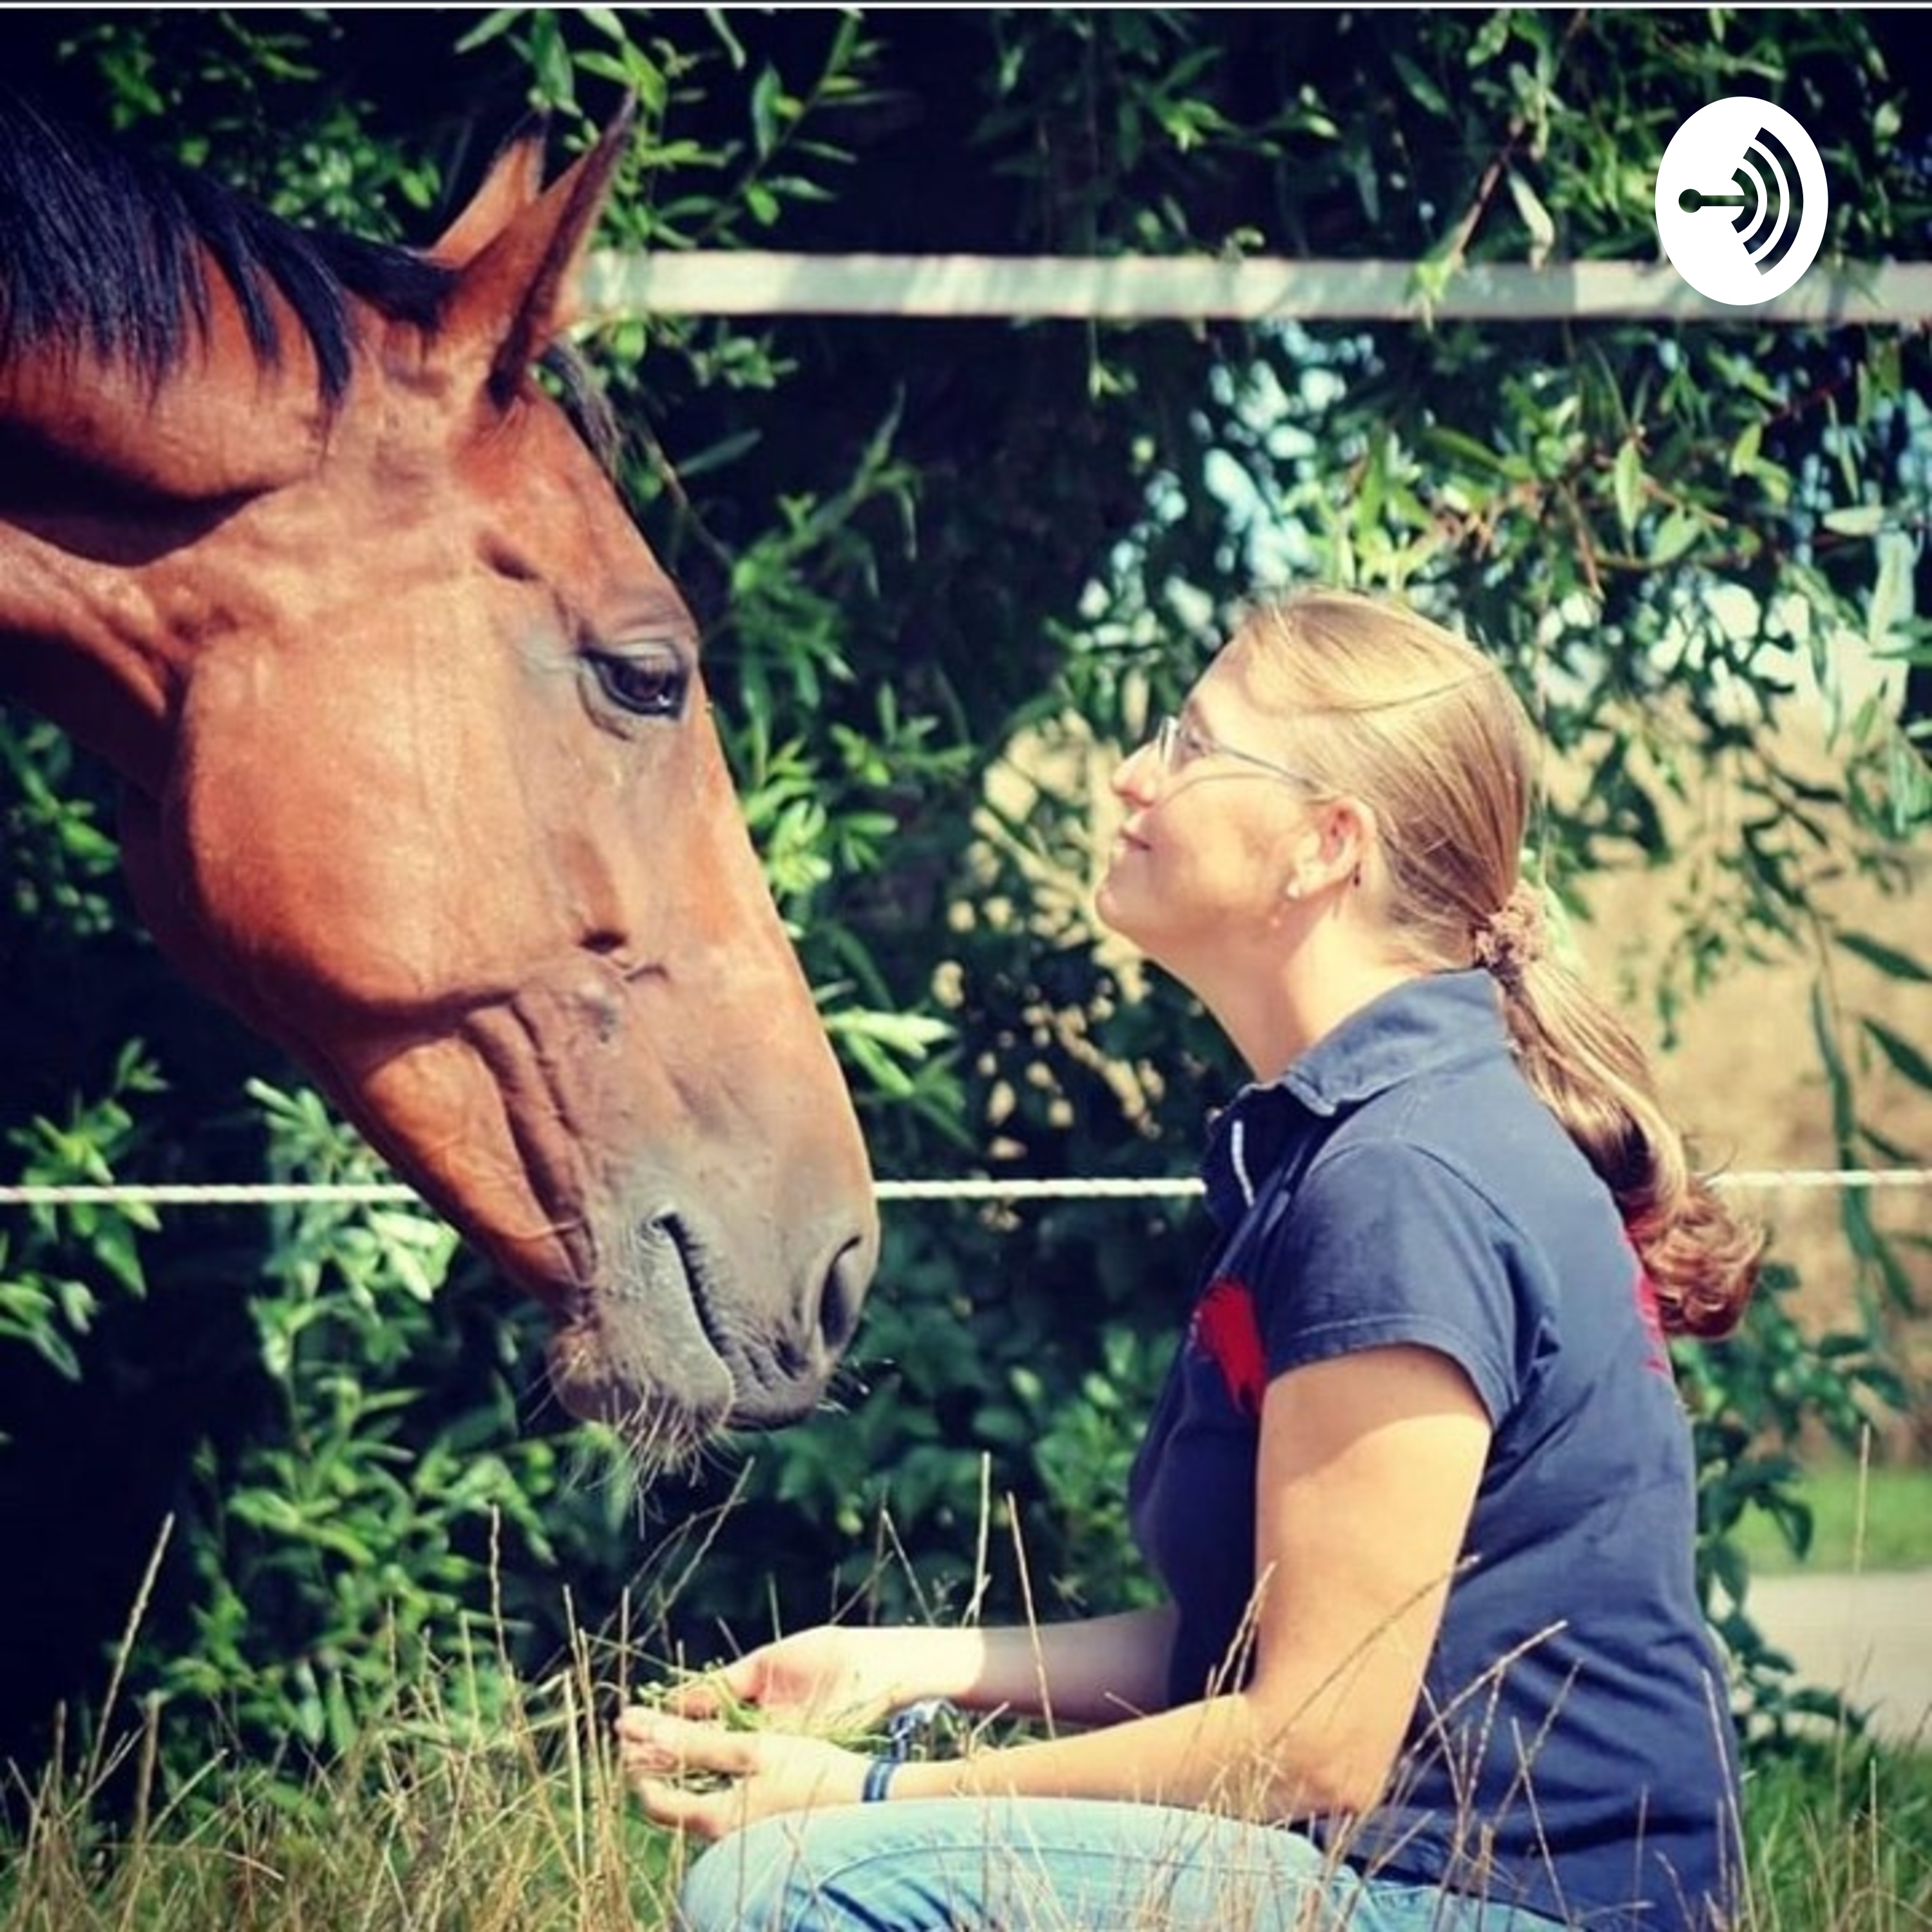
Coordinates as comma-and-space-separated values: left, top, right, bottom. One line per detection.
1128, 970, 1742, 1931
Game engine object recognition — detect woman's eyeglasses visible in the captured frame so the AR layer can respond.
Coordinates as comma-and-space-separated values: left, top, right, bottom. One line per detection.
1150, 714, 1318, 788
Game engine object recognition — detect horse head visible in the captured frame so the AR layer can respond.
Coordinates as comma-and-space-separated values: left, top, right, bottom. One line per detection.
0, 96, 879, 1454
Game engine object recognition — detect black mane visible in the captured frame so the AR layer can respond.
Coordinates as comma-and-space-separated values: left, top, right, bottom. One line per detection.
0, 90, 623, 474
0, 88, 453, 402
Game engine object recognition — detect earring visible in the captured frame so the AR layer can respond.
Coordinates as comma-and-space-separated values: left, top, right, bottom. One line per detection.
1283, 880, 1305, 902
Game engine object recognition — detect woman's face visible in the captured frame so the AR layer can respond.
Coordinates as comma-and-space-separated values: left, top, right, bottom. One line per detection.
1095, 638, 1321, 980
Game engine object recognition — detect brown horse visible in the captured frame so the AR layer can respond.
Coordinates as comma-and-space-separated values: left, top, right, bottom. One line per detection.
0, 92, 878, 1452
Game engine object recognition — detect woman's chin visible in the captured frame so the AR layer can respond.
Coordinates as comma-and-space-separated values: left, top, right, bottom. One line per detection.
1093, 880, 1151, 952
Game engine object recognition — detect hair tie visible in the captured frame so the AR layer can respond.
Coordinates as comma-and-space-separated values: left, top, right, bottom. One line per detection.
1473, 882, 1548, 987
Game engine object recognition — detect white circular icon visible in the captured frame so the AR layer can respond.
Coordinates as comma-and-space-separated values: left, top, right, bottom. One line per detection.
1655, 97, 1829, 305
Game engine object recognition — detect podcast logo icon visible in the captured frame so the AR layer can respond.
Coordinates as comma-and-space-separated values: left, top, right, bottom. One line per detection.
1655, 97, 1828, 305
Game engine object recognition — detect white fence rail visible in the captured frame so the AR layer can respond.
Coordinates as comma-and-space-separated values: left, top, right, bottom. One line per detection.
1, 1169, 1927, 1211
582, 251, 1932, 326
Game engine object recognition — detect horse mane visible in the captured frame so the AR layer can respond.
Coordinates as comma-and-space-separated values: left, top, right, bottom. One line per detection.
0, 87, 459, 408
0, 90, 625, 473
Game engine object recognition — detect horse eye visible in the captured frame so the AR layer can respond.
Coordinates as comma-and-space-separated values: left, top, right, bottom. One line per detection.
588, 649, 688, 720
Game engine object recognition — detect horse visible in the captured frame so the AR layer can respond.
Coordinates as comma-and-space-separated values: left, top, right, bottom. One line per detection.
0, 90, 878, 1455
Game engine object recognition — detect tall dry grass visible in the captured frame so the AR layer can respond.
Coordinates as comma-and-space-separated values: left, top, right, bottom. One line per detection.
1, 1638, 686, 1932
0, 1524, 689, 1932
5, 1675, 1927, 1930
3, 1560, 1926, 1932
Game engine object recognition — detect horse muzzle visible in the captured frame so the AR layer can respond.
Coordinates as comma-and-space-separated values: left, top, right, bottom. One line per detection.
544, 1204, 877, 1443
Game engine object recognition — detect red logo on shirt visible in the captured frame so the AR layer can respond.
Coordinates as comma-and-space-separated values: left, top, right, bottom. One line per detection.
1192, 1277, 1267, 1418
1632, 1262, 1671, 1376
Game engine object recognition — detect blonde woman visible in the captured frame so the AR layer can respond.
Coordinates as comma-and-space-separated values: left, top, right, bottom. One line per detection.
621, 589, 1760, 1932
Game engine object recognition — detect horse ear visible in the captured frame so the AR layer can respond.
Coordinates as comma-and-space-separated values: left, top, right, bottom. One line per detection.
427, 112, 551, 265
440, 97, 636, 406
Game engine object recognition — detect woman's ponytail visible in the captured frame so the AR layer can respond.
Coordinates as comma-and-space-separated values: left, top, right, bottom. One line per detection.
1495, 949, 1763, 1339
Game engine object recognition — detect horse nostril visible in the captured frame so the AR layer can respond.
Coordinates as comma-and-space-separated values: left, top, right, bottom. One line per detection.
818, 1240, 870, 1358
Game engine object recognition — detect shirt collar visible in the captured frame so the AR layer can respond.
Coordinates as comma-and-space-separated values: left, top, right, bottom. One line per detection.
1274, 968, 1508, 1116
1198, 971, 1508, 1222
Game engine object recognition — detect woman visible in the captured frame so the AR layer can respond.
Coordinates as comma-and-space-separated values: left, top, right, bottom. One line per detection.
619, 589, 1761, 1931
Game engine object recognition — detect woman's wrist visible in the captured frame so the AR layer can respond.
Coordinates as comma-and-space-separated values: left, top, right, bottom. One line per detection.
855, 1696, 959, 1803
871, 1624, 990, 1709
869, 1754, 966, 1801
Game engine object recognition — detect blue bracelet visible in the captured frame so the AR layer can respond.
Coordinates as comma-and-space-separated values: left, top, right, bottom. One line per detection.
862, 1697, 956, 1802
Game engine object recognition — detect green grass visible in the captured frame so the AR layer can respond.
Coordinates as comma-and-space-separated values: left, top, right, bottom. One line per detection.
1741, 1739, 1932, 1930
1732, 1461, 1932, 1576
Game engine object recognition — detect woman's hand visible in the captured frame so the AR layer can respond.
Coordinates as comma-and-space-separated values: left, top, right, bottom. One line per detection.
656, 1624, 909, 1736
620, 1625, 934, 1838
616, 1707, 873, 1840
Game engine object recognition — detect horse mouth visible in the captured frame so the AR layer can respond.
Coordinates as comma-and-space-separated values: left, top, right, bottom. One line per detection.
651, 1209, 744, 1385
544, 1209, 843, 1441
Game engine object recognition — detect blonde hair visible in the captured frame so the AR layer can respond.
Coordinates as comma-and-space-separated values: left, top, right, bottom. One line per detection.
1236, 589, 1762, 1340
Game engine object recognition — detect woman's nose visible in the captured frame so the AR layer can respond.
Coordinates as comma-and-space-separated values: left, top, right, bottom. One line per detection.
1110, 739, 1161, 804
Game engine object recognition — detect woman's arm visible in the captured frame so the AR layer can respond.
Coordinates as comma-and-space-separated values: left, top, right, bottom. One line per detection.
653, 1604, 1178, 1736
943, 1605, 1180, 1727
625, 1343, 1488, 1836
891, 1344, 1490, 1817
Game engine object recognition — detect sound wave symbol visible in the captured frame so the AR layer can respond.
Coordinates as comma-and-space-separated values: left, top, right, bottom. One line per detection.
1676, 126, 1806, 275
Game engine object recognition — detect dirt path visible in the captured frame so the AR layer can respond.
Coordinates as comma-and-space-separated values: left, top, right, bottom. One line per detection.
1747, 1569, 1932, 1747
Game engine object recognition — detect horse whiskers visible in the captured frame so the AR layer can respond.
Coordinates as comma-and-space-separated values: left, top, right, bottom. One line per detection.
516, 1368, 703, 1503
590, 1400, 712, 1498
813, 1368, 870, 1421
557, 1425, 652, 1527
516, 1363, 574, 1442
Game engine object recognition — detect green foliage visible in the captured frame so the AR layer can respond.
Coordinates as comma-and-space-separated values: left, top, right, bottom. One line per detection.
1025, 1321, 1175, 1618
0, 1043, 161, 1389
1732, 1459, 1932, 1576
1676, 1263, 1912, 1752
128, 1084, 542, 1768
1, 5, 1926, 1811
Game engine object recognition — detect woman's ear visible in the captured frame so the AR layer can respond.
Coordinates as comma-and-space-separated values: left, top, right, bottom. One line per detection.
1312, 797, 1376, 893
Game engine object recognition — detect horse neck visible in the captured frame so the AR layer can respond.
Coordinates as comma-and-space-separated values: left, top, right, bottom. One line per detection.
0, 331, 330, 795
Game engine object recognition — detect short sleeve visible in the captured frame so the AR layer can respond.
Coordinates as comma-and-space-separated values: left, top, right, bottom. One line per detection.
1255, 1138, 1526, 1425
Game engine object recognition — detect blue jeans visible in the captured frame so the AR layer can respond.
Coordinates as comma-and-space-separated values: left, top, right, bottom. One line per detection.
676, 1797, 1573, 1931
